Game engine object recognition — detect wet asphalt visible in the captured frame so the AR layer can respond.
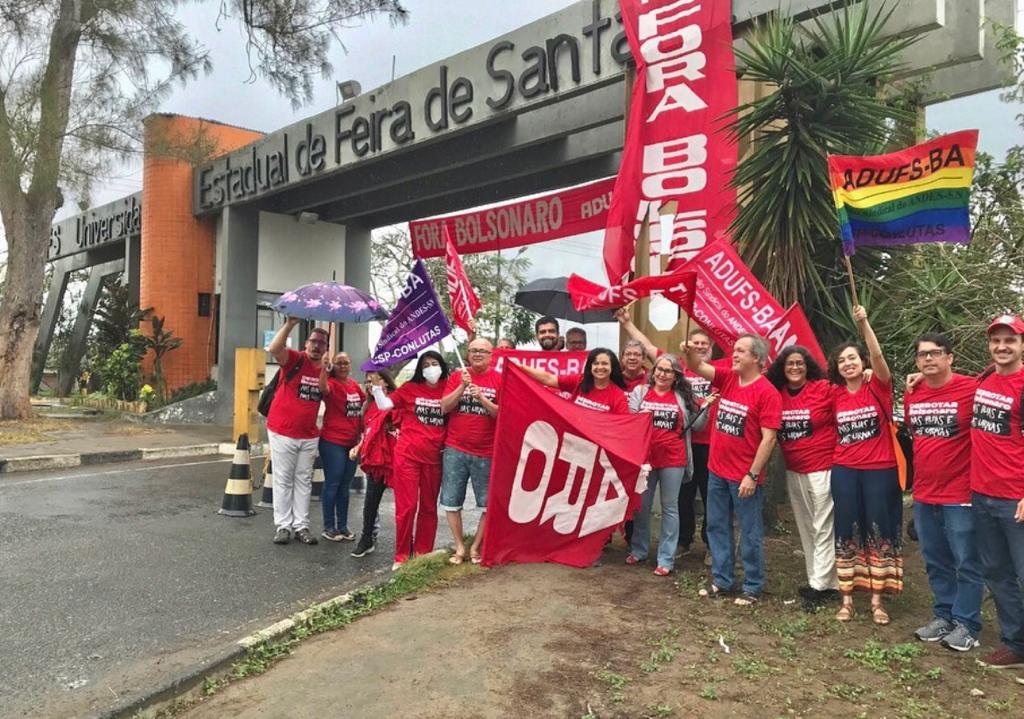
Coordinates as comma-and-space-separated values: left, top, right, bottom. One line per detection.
0, 456, 480, 718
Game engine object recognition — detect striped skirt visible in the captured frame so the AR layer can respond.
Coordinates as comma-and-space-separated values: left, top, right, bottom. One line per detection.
831, 465, 904, 595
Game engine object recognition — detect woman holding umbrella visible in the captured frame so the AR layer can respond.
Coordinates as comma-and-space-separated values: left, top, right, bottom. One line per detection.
370, 351, 451, 570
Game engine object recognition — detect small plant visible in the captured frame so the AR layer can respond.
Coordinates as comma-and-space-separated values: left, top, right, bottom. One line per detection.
201, 676, 226, 696
595, 668, 630, 703
844, 640, 923, 673
102, 343, 142, 401
925, 667, 943, 680
647, 704, 673, 718
828, 683, 866, 701
733, 657, 778, 679
699, 685, 718, 701
143, 315, 184, 402
138, 384, 156, 409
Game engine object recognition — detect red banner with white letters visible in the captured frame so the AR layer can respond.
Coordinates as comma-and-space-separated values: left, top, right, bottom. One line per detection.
482, 364, 653, 568
409, 178, 616, 258
445, 226, 481, 333
603, 0, 738, 283
490, 349, 590, 380
567, 270, 697, 314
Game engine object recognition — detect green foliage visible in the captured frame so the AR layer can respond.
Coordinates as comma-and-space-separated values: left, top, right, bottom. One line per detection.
102, 343, 143, 401
143, 316, 184, 401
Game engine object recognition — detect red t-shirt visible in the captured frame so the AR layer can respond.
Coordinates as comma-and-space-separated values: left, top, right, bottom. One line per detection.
904, 373, 975, 504
623, 371, 648, 393
777, 379, 835, 474
320, 377, 365, 447
390, 381, 447, 465
831, 377, 896, 470
708, 367, 782, 483
637, 387, 688, 469
970, 368, 1024, 500
556, 375, 629, 414
444, 368, 501, 458
266, 349, 323, 439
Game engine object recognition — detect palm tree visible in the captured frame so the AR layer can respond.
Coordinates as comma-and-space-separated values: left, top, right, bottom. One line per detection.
727, 2, 919, 342
144, 315, 184, 402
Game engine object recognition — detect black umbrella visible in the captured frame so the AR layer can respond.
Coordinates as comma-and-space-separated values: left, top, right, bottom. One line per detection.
513, 276, 617, 324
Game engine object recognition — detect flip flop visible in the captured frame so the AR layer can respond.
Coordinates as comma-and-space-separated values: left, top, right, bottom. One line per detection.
449, 553, 465, 565
470, 554, 482, 565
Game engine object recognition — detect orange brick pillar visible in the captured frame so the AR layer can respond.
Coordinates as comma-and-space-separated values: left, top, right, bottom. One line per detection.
140, 114, 262, 395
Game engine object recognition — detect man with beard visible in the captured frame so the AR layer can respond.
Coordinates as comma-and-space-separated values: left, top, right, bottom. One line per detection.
534, 315, 560, 351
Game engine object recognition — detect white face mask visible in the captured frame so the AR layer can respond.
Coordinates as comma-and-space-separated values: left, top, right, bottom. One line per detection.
422, 366, 442, 384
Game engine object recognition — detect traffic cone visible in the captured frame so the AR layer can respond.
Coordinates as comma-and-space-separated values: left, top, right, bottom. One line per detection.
310, 453, 324, 502
257, 452, 274, 508
218, 433, 256, 517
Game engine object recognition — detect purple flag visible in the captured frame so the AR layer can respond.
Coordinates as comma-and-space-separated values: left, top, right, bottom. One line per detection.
361, 259, 452, 371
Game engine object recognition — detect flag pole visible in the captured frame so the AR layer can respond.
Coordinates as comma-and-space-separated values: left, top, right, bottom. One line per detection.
842, 255, 860, 307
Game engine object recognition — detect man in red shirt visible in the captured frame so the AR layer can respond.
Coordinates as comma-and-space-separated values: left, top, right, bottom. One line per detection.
440, 338, 500, 564
972, 315, 1024, 670
904, 332, 983, 652
266, 318, 327, 546
620, 340, 648, 392
685, 333, 781, 605
534, 316, 560, 352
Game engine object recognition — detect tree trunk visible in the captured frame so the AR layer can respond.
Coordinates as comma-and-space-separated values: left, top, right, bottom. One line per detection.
0, 202, 49, 419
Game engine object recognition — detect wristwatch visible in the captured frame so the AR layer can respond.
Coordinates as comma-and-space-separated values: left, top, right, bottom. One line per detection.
745, 470, 757, 482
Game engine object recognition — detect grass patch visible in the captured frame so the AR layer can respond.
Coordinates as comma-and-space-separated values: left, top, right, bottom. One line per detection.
732, 656, 778, 679
844, 640, 924, 684
0, 416, 73, 445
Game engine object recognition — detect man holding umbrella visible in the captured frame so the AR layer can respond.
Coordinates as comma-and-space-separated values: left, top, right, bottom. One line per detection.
267, 318, 328, 545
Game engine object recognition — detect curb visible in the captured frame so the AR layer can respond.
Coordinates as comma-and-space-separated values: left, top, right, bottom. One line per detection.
0, 443, 226, 474
92, 550, 449, 719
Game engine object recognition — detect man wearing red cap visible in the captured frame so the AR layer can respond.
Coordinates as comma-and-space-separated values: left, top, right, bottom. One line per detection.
972, 314, 1024, 669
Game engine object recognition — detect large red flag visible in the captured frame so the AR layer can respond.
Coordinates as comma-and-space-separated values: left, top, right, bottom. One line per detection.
445, 226, 481, 333
482, 364, 653, 568
567, 270, 697, 314
602, 0, 738, 283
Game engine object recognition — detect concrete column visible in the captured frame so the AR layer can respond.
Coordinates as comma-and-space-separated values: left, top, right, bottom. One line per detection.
124, 233, 142, 309
214, 207, 259, 424
31, 259, 73, 393
343, 222, 373, 376
58, 261, 123, 395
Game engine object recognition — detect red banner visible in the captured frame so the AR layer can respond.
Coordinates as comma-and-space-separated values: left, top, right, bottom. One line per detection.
482, 364, 652, 568
410, 177, 615, 258
445, 226, 480, 333
491, 349, 589, 380
603, 0, 738, 283
567, 270, 697, 314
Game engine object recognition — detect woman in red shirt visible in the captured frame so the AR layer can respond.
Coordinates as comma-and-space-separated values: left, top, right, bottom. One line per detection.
829, 305, 902, 625
317, 352, 365, 542
349, 369, 397, 559
371, 351, 450, 570
517, 347, 629, 414
765, 346, 838, 608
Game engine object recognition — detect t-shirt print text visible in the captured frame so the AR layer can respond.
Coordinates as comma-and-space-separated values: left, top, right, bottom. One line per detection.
642, 400, 679, 431
716, 398, 749, 437
780, 409, 812, 442
837, 406, 879, 444
909, 401, 959, 438
457, 386, 497, 416
414, 397, 446, 427
298, 375, 323, 402
972, 389, 1013, 436
345, 392, 362, 417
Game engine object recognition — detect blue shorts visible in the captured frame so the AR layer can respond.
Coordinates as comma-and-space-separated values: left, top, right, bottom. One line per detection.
440, 446, 491, 511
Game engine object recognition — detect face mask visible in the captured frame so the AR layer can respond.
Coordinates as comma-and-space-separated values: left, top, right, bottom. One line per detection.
422, 366, 442, 384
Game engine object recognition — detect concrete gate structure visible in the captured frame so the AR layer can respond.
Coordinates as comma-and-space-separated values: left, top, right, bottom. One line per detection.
33, 0, 1020, 423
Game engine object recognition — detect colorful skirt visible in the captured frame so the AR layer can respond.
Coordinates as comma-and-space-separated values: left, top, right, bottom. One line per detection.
831, 465, 904, 595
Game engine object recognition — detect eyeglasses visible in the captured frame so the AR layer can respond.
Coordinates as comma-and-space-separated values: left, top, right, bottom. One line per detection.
468, 349, 492, 355
653, 366, 675, 374
915, 349, 947, 360
785, 361, 806, 368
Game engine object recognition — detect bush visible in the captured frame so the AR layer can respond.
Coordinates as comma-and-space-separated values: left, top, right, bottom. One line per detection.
167, 379, 217, 404
102, 343, 142, 401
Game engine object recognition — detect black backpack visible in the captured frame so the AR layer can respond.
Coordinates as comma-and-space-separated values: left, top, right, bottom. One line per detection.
257, 360, 303, 417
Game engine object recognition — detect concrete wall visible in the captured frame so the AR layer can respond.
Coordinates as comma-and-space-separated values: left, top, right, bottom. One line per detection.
255, 211, 346, 292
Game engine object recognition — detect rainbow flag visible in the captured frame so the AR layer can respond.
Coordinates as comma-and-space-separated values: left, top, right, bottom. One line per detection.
828, 130, 978, 256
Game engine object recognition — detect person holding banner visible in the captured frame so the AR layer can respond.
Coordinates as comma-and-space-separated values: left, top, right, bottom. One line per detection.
349, 369, 398, 559
317, 352, 364, 542
829, 306, 903, 625
684, 334, 781, 605
626, 354, 714, 575
516, 347, 629, 414
371, 351, 450, 570
765, 347, 840, 608
440, 339, 500, 566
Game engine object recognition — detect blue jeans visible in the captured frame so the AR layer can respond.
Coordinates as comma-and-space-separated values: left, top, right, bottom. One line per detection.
630, 466, 685, 570
439, 446, 491, 511
973, 492, 1024, 655
913, 502, 984, 634
707, 472, 765, 596
318, 439, 357, 533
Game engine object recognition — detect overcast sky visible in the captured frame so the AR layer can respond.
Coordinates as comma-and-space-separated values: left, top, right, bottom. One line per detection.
4, 0, 1022, 347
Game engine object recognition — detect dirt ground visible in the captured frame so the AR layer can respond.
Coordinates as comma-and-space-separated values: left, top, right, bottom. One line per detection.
180, 511, 1021, 719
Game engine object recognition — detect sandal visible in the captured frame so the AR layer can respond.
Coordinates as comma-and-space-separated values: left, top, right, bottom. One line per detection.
625, 554, 642, 566
698, 584, 736, 600
653, 566, 671, 577
448, 552, 465, 565
734, 592, 760, 606
871, 603, 890, 626
470, 554, 482, 565
836, 603, 855, 622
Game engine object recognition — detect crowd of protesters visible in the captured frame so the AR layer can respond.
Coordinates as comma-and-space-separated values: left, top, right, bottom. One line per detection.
263, 307, 1024, 670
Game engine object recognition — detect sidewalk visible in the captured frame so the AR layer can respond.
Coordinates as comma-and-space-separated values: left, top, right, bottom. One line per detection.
0, 416, 234, 473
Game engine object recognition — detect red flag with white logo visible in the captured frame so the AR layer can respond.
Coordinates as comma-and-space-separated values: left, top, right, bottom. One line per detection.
481, 364, 653, 568
567, 270, 697, 314
445, 226, 481, 333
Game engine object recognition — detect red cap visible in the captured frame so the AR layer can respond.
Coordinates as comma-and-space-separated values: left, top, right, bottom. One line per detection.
987, 314, 1024, 335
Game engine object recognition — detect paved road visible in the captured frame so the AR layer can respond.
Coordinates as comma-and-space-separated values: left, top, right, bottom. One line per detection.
0, 456, 480, 719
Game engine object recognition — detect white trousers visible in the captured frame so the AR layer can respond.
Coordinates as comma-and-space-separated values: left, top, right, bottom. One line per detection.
787, 469, 839, 591
268, 430, 318, 532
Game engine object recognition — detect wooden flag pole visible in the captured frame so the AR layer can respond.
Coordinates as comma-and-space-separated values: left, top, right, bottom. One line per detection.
843, 256, 860, 307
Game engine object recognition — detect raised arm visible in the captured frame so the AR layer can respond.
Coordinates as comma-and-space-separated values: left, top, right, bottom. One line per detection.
318, 356, 333, 396
514, 361, 559, 388
268, 317, 301, 367
680, 341, 715, 381
854, 305, 890, 385
614, 307, 659, 362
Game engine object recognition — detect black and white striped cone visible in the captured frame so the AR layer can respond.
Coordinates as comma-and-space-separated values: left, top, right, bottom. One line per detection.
310, 453, 324, 502
218, 433, 255, 517
257, 453, 274, 508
